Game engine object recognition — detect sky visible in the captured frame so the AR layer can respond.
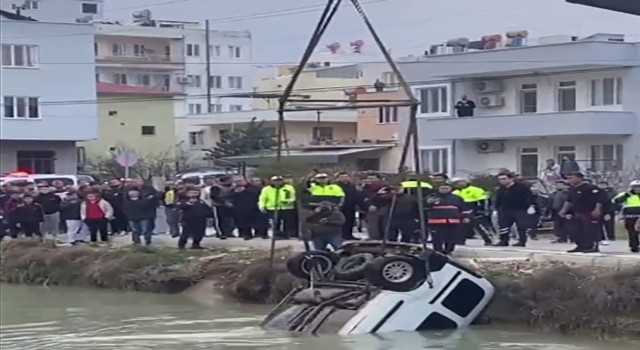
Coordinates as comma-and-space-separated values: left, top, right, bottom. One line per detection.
103, 0, 640, 62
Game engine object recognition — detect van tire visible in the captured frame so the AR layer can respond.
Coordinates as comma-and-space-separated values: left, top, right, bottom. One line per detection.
286, 250, 340, 280
333, 253, 374, 281
364, 255, 426, 292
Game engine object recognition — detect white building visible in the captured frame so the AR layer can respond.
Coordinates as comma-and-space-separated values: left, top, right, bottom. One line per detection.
397, 32, 640, 181
1, 10, 98, 173
1, 0, 104, 23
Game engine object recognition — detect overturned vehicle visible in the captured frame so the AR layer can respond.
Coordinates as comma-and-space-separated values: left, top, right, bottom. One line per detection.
261, 241, 495, 335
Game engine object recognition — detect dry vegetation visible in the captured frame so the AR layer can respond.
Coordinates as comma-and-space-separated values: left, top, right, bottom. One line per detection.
1, 240, 639, 339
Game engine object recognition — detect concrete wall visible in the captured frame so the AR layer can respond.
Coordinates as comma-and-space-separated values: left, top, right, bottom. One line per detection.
356, 90, 408, 141
0, 140, 78, 174
1, 19, 98, 141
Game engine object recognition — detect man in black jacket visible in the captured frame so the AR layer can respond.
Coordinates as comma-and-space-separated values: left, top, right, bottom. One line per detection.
493, 172, 537, 247
596, 180, 617, 244
35, 184, 61, 238
335, 172, 360, 240
178, 191, 213, 249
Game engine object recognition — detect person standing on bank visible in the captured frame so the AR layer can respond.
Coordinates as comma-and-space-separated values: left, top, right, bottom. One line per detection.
426, 182, 465, 255
209, 176, 235, 239
334, 172, 360, 240
559, 172, 608, 253
123, 189, 156, 245
81, 192, 114, 243
35, 183, 61, 238
259, 176, 297, 240
454, 95, 476, 117
178, 190, 213, 249
613, 180, 640, 253
493, 172, 537, 247
596, 180, 617, 245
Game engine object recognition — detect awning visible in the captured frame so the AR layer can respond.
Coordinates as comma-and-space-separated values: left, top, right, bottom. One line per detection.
224, 147, 391, 165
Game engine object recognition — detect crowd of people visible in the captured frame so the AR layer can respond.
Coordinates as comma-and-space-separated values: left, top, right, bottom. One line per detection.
1, 170, 638, 254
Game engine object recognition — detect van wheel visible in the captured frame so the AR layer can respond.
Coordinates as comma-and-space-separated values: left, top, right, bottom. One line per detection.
364, 256, 426, 292
286, 250, 340, 280
333, 253, 374, 281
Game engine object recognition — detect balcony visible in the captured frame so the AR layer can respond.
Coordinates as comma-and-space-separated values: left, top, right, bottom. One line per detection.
95, 54, 184, 70
184, 109, 358, 125
96, 82, 185, 96
419, 111, 638, 140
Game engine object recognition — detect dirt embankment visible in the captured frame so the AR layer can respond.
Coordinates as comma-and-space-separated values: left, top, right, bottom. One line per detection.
1, 240, 639, 339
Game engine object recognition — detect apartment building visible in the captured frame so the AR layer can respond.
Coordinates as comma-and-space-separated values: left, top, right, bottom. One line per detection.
397, 33, 640, 178
1, 0, 104, 24
0, 10, 98, 174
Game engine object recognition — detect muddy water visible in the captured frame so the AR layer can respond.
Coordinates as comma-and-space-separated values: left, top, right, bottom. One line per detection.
0, 285, 634, 350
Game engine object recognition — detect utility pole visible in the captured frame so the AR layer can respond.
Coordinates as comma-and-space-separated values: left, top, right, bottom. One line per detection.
205, 19, 212, 112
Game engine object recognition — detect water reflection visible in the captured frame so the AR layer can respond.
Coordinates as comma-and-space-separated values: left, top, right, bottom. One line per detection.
0, 285, 634, 350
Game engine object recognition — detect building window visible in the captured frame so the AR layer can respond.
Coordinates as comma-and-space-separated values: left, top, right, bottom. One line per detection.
82, 3, 98, 14
188, 104, 202, 115
519, 83, 537, 113
188, 131, 204, 147
519, 147, 539, 178
113, 73, 127, 84
210, 45, 221, 57
186, 44, 200, 57
557, 81, 576, 112
210, 104, 223, 113
228, 76, 243, 89
133, 44, 146, 56
590, 144, 623, 172
17, 151, 55, 174
420, 147, 450, 174
591, 78, 623, 106
229, 104, 243, 112
378, 106, 398, 123
141, 126, 156, 136
25, 1, 39, 9
209, 75, 222, 89
312, 127, 333, 141
3, 96, 40, 119
228, 45, 242, 58
187, 75, 201, 87
381, 71, 398, 85
1, 44, 38, 67
111, 43, 125, 56
416, 85, 449, 116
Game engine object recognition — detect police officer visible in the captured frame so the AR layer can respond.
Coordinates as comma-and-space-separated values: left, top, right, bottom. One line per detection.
451, 177, 495, 246
613, 180, 640, 253
426, 182, 465, 255
559, 171, 608, 253
400, 175, 433, 198
258, 176, 297, 239
493, 172, 537, 247
306, 173, 345, 207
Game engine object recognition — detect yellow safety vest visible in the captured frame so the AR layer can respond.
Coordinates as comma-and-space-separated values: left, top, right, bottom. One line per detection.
164, 190, 175, 205
401, 181, 433, 189
259, 185, 296, 211
309, 183, 345, 197
453, 185, 487, 203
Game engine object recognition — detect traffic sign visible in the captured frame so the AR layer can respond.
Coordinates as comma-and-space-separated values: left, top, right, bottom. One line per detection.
115, 150, 139, 167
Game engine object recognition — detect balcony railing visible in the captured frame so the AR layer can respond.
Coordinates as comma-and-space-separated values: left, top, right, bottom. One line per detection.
97, 54, 183, 63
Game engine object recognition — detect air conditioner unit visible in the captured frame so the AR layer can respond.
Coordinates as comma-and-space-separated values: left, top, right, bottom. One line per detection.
176, 76, 191, 84
475, 140, 505, 153
478, 94, 504, 108
474, 80, 503, 93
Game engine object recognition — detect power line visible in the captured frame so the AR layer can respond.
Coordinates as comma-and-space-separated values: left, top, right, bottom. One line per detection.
4, 65, 629, 107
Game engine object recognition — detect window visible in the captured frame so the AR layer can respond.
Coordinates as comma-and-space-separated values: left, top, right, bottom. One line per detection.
111, 43, 125, 56
442, 279, 486, 318
590, 144, 623, 172
3, 96, 40, 119
591, 78, 623, 106
519, 147, 539, 178
135, 74, 150, 86
188, 131, 204, 147
188, 104, 202, 115
210, 104, 223, 113
133, 44, 146, 56
25, 1, 39, 9
378, 106, 398, 123
381, 71, 398, 85
228, 45, 242, 58
209, 45, 221, 57
17, 151, 55, 174
186, 44, 200, 57
1, 44, 38, 67
141, 126, 156, 136
187, 75, 201, 87
209, 75, 222, 89
519, 83, 537, 113
82, 3, 98, 14
228, 76, 243, 89
557, 81, 576, 112
555, 146, 576, 165
312, 127, 333, 141
416, 85, 448, 115
113, 73, 127, 84
229, 104, 243, 112
420, 147, 450, 174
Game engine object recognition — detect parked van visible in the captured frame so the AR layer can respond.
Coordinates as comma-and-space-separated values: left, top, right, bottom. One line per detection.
176, 170, 237, 187
30, 174, 95, 187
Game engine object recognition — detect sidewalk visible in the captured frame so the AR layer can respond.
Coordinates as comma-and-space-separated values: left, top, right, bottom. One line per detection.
113, 229, 640, 268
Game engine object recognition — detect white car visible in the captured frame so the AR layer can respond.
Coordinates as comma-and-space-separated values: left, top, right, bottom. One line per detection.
262, 241, 495, 335
0, 173, 94, 187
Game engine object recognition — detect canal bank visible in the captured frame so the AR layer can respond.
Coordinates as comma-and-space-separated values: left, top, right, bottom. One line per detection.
1, 239, 639, 340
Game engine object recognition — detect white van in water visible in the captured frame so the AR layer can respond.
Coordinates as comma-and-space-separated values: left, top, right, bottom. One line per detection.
262, 241, 495, 335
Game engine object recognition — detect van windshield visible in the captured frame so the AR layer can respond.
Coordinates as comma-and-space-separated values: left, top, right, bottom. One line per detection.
182, 176, 201, 185
33, 177, 74, 186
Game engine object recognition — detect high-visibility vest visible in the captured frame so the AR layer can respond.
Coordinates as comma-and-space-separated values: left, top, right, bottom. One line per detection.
452, 185, 487, 203
259, 185, 296, 211
401, 181, 432, 189
164, 190, 175, 205
621, 194, 640, 217
308, 183, 344, 197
